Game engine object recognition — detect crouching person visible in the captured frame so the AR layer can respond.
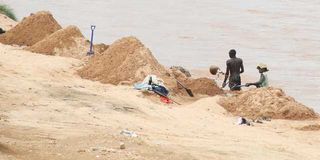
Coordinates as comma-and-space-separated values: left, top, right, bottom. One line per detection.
245, 64, 269, 88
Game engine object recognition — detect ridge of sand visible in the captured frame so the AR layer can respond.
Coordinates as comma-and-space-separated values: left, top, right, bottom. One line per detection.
0, 13, 18, 31
93, 43, 109, 55
0, 11, 61, 46
26, 25, 89, 59
296, 124, 320, 131
170, 68, 223, 96
0, 44, 319, 160
78, 36, 169, 85
218, 87, 318, 120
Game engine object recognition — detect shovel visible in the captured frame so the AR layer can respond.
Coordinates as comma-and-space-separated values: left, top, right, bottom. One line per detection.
231, 84, 247, 90
87, 25, 96, 55
174, 78, 194, 97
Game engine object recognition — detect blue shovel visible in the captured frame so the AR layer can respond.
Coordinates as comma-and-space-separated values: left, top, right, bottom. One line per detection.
87, 25, 96, 55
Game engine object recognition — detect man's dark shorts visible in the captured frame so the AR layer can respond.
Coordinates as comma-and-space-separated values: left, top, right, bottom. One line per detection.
229, 74, 241, 91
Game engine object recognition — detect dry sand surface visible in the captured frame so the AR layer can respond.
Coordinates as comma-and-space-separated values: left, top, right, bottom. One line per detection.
0, 14, 17, 31
0, 44, 320, 160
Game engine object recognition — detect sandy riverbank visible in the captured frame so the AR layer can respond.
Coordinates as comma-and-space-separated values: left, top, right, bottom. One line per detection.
0, 10, 320, 160
0, 44, 320, 160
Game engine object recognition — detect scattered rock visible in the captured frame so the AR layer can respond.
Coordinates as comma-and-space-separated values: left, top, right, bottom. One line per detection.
105, 148, 116, 153
120, 142, 126, 150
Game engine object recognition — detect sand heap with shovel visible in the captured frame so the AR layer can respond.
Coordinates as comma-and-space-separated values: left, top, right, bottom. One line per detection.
170, 68, 223, 96
218, 87, 318, 120
78, 36, 168, 85
27, 25, 89, 59
78, 36, 222, 97
0, 11, 61, 46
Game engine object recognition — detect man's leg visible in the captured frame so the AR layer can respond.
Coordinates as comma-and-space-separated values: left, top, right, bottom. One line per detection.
229, 79, 241, 91
229, 82, 239, 91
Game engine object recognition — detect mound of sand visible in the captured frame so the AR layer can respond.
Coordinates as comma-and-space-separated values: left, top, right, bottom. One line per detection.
218, 87, 318, 120
78, 36, 222, 97
170, 66, 191, 77
26, 25, 89, 59
170, 68, 222, 96
78, 36, 168, 85
0, 13, 17, 31
0, 11, 61, 46
94, 43, 109, 55
296, 124, 320, 131
186, 78, 222, 96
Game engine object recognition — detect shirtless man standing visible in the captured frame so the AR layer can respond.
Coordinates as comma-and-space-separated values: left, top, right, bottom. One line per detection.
222, 49, 244, 91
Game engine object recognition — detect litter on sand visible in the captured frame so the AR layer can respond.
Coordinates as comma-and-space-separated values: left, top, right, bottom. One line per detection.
120, 129, 138, 138
134, 75, 175, 104
237, 117, 251, 126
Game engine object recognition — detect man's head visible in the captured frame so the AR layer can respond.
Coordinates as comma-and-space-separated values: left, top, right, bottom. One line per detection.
229, 49, 236, 58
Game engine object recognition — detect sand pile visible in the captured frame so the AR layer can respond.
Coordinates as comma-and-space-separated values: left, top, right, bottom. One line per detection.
0, 11, 61, 46
78, 36, 222, 97
185, 78, 222, 96
78, 36, 221, 97
94, 43, 109, 54
26, 25, 89, 59
0, 13, 18, 31
170, 68, 222, 96
218, 87, 318, 120
296, 124, 320, 131
78, 36, 168, 85
170, 66, 191, 77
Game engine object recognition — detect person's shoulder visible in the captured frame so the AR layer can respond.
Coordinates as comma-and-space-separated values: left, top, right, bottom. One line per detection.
236, 57, 243, 61
226, 59, 232, 64
235, 57, 243, 63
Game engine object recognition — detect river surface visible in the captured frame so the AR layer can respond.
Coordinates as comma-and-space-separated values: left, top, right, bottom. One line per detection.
2, 0, 320, 112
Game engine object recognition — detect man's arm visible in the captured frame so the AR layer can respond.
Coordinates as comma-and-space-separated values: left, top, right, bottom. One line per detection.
222, 65, 230, 88
240, 59, 244, 73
